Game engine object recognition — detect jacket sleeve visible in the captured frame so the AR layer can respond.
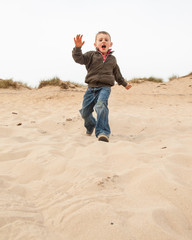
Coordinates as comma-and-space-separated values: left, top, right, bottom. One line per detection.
113, 64, 127, 87
72, 47, 91, 65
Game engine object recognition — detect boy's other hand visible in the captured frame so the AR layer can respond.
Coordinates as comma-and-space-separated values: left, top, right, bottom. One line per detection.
74, 34, 85, 47
125, 84, 132, 90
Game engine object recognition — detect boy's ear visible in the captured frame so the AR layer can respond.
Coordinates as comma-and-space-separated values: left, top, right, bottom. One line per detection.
110, 42, 113, 47
94, 43, 97, 47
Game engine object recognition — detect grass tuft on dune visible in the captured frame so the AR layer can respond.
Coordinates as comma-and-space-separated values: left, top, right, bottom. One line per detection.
0, 79, 31, 89
129, 77, 163, 84
38, 77, 84, 89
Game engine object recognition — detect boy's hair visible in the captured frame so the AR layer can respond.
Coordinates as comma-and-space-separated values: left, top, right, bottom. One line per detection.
95, 31, 111, 42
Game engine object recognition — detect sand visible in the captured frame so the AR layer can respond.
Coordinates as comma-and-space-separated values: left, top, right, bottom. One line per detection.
0, 76, 192, 240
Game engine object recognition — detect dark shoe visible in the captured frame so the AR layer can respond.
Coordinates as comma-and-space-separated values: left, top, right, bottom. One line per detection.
98, 134, 109, 142
86, 128, 94, 136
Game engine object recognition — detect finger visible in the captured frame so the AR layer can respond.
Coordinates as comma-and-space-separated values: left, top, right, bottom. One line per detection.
75, 35, 79, 41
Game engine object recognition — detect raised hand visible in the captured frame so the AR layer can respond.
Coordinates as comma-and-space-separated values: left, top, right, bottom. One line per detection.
74, 34, 85, 47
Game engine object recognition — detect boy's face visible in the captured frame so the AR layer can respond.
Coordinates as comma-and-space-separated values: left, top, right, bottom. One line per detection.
94, 33, 113, 55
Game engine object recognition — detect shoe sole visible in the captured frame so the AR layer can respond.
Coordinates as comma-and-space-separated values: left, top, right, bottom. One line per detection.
86, 128, 95, 136
86, 133, 92, 136
98, 135, 109, 142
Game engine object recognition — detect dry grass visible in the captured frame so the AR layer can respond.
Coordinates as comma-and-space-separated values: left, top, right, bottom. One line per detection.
0, 79, 31, 89
0, 77, 84, 90
169, 72, 192, 81
38, 77, 84, 89
169, 75, 179, 81
129, 77, 163, 84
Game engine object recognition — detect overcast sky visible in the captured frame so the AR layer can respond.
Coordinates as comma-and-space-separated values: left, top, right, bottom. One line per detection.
0, 0, 191, 87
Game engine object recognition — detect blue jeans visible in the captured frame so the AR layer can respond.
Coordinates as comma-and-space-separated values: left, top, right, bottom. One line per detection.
79, 86, 111, 138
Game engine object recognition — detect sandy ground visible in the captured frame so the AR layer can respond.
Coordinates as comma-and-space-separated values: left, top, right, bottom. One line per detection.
0, 76, 192, 240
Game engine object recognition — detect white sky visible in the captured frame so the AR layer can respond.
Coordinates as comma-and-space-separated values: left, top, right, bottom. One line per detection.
0, 0, 192, 87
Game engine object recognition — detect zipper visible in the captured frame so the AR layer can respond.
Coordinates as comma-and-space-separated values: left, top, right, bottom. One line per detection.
98, 49, 111, 63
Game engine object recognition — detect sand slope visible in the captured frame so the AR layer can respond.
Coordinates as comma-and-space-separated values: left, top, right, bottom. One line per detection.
0, 77, 192, 240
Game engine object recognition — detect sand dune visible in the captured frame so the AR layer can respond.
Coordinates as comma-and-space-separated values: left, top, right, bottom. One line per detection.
0, 76, 192, 240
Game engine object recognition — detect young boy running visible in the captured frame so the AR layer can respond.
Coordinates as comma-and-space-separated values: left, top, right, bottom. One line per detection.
72, 31, 131, 142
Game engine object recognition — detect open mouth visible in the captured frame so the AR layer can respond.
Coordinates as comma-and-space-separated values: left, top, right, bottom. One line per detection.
102, 45, 106, 49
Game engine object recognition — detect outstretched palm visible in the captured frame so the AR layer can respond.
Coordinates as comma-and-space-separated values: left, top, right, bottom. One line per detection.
74, 34, 85, 47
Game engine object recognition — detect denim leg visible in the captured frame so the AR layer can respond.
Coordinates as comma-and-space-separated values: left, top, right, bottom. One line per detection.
79, 87, 96, 134
94, 87, 111, 138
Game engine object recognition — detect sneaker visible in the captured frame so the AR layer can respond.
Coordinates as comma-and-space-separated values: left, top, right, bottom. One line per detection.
98, 134, 109, 142
86, 132, 92, 136
86, 128, 94, 136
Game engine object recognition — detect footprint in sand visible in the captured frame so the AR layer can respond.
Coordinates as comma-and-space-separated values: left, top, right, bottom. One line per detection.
97, 175, 119, 189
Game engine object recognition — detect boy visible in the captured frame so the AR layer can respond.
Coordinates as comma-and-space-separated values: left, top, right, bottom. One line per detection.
72, 31, 131, 142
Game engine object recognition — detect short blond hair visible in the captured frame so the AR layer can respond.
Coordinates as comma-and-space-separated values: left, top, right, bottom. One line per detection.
95, 31, 111, 42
